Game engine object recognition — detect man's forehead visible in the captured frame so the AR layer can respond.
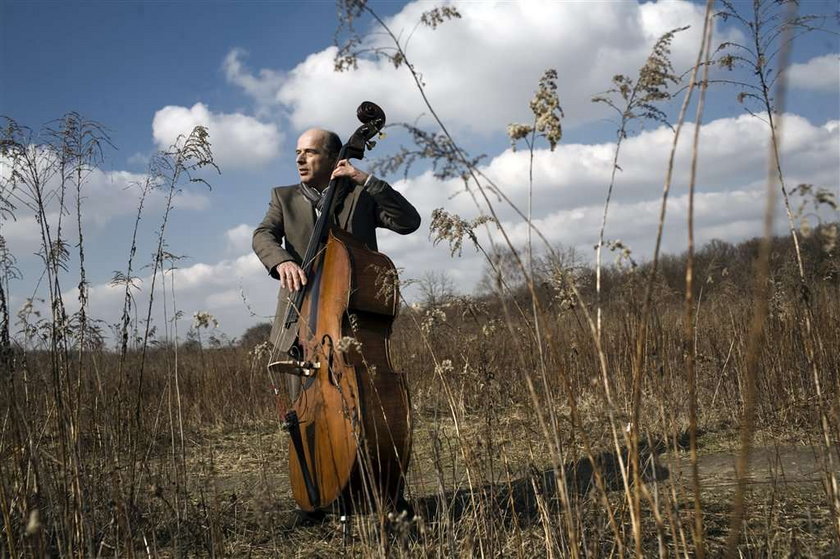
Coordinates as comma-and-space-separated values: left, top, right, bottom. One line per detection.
296, 129, 327, 150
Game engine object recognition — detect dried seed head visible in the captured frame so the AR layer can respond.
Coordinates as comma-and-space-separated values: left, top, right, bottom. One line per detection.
507, 123, 533, 147
508, 69, 563, 151
337, 336, 362, 353
421, 307, 447, 334
430, 208, 493, 257
530, 69, 563, 150
821, 223, 837, 253
420, 6, 461, 29
249, 340, 272, 364
193, 311, 219, 329
25, 509, 41, 536
435, 359, 454, 376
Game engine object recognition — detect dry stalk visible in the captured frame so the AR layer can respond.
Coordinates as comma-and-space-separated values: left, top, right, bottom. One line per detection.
684, 3, 716, 556
625, 22, 707, 556
724, 2, 795, 555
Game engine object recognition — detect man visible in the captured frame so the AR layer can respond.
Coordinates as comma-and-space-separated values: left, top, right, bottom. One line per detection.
253, 128, 420, 523
252, 128, 421, 399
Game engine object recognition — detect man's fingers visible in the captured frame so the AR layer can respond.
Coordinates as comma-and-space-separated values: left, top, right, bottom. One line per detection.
333, 160, 353, 173
279, 264, 307, 291
332, 160, 367, 185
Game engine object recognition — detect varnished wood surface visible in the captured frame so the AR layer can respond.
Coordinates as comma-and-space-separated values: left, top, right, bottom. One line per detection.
288, 228, 411, 512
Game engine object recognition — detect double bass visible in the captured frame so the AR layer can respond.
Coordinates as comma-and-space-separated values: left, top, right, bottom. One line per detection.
270, 102, 412, 515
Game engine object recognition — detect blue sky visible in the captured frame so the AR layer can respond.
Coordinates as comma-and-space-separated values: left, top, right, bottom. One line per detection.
2, 1, 404, 165
2, 0, 838, 341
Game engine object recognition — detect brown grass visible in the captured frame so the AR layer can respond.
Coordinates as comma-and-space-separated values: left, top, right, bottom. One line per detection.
1, 231, 838, 556
2, 2, 838, 553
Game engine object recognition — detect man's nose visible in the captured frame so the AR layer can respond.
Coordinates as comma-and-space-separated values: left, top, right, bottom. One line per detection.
296, 153, 305, 164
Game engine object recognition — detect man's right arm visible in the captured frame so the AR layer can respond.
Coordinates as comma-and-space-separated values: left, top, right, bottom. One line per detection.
252, 188, 307, 290
253, 188, 294, 279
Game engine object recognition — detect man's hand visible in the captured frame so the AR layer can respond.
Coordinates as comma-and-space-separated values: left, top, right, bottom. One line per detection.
276, 261, 307, 291
331, 159, 369, 185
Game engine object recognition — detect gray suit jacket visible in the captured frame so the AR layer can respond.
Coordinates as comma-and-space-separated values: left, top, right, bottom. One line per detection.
252, 177, 421, 352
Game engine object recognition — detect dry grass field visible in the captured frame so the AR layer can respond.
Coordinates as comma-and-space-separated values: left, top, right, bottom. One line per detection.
1, 231, 838, 557
2, 2, 839, 556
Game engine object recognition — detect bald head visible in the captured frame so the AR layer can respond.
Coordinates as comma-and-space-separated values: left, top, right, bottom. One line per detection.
300, 128, 341, 156
295, 128, 342, 189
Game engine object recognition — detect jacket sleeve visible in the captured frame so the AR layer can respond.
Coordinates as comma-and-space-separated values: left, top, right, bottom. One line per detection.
252, 188, 294, 279
365, 176, 421, 235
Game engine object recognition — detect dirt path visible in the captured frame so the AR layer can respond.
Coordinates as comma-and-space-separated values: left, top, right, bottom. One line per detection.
669, 446, 837, 487
184, 429, 838, 554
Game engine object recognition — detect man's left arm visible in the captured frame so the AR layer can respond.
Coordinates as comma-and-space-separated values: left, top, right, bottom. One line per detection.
332, 159, 421, 235
364, 176, 421, 235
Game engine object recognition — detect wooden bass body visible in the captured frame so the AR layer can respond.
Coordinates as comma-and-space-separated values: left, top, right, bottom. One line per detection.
288, 227, 411, 512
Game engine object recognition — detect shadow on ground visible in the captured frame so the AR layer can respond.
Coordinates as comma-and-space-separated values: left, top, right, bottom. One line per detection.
412, 441, 675, 526
409, 434, 837, 529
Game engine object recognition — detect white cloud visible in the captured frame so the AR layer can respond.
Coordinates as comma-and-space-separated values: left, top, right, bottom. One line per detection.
43, 251, 271, 346
126, 151, 150, 168
152, 103, 282, 171
498, 188, 768, 253
223, 49, 286, 117
0, 162, 209, 253
12, 112, 835, 339
382, 113, 839, 296
225, 0, 741, 135
398, 114, 839, 231
85, 170, 209, 226
1, 214, 42, 254
788, 54, 840, 92
225, 223, 254, 254
10, 112, 833, 345
29, 178, 770, 342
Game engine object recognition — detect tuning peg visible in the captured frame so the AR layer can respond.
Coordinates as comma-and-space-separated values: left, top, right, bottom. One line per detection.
366, 140, 377, 150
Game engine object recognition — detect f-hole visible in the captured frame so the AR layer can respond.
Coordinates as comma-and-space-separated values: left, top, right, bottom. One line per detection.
321, 335, 341, 387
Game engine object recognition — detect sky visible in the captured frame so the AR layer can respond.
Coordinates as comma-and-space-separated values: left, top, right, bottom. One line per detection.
1, 0, 838, 343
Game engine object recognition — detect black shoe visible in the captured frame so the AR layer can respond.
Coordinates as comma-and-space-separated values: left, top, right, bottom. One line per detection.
394, 496, 415, 522
293, 508, 328, 526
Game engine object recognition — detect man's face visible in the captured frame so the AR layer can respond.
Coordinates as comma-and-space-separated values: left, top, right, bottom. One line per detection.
295, 129, 335, 189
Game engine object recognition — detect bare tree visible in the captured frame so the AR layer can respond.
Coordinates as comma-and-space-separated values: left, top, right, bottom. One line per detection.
417, 270, 456, 308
